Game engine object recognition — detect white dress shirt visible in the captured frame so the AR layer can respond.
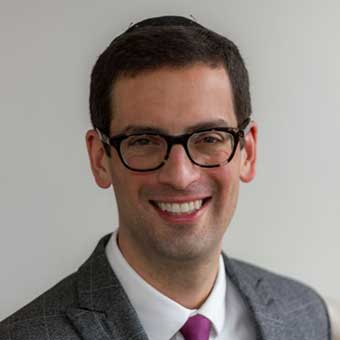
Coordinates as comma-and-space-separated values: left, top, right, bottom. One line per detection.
105, 229, 256, 340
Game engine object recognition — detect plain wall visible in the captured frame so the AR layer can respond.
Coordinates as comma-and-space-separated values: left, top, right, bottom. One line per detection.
0, 0, 339, 320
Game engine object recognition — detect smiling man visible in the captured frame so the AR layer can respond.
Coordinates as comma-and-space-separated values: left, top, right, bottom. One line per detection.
0, 15, 332, 340
89, 64, 250, 314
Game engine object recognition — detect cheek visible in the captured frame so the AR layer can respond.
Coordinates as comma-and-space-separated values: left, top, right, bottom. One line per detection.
208, 165, 240, 205
111, 170, 154, 204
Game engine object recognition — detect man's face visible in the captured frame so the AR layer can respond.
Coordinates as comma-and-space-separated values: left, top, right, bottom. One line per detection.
87, 64, 257, 263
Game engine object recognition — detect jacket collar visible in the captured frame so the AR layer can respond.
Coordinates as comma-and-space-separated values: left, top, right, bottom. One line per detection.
66, 233, 149, 340
66, 233, 286, 340
222, 254, 288, 339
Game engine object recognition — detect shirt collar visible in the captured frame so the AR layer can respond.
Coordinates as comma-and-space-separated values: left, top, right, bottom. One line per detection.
105, 229, 226, 340
199, 253, 226, 335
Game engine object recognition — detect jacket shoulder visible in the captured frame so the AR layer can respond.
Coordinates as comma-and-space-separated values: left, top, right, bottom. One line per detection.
229, 258, 326, 308
227, 257, 331, 339
0, 272, 78, 340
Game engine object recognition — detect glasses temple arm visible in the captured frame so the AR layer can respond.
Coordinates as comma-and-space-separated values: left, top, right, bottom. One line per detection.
95, 128, 110, 145
239, 117, 252, 135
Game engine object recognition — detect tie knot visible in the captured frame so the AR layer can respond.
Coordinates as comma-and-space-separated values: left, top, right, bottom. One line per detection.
180, 314, 212, 340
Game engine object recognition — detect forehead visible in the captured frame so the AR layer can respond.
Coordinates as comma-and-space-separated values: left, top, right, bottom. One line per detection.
110, 64, 236, 134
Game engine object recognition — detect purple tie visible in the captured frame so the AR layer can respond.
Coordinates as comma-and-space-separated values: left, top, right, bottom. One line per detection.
180, 314, 211, 340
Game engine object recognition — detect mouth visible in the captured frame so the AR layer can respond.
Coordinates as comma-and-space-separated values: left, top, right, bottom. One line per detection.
150, 197, 211, 219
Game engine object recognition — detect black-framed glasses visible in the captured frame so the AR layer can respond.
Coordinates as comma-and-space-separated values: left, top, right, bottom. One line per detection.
96, 118, 251, 172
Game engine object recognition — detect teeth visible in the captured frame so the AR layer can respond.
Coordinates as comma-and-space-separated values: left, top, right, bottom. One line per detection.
194, 201, 201, 210
155, 200, 204, 214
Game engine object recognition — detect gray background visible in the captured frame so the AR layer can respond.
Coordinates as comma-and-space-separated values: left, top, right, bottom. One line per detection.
0, 0, 339, 320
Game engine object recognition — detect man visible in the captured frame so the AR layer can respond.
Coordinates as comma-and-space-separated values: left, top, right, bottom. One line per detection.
0, 15, 332, 340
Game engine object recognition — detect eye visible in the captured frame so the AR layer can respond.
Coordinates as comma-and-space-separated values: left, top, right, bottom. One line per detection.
129, 138, 151, 146
201, 136, 220, 144
194, 132, 226, 144
127, 135, 162, 147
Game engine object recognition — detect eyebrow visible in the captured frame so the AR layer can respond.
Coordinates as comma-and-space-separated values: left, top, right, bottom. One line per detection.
119, 119, 233, 135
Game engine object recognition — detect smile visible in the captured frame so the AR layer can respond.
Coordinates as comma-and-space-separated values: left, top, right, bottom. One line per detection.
150, 197, 211, 219
155, 200, 203, 215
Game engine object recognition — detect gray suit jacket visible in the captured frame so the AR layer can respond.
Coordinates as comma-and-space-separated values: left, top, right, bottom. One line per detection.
0, 233, 331, 340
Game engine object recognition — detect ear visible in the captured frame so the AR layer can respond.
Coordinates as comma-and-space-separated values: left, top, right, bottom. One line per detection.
85, 129, 112, 189
239, 121, 258, 183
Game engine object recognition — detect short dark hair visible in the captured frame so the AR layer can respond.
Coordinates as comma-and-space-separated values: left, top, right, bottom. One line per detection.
89, 16, 252, 152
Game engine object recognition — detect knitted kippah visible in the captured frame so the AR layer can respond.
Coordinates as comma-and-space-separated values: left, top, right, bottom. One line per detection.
124, 15, 205, 33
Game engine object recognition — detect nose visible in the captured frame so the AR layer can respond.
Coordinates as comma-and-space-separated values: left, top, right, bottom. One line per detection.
157, 144, 200, 190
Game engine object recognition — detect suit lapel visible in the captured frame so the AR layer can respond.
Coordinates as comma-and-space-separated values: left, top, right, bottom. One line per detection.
222, 253, 290, 340
66, 233, 149, 340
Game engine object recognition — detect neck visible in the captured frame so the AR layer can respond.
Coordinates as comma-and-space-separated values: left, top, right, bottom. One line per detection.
117, 229, 221, 309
